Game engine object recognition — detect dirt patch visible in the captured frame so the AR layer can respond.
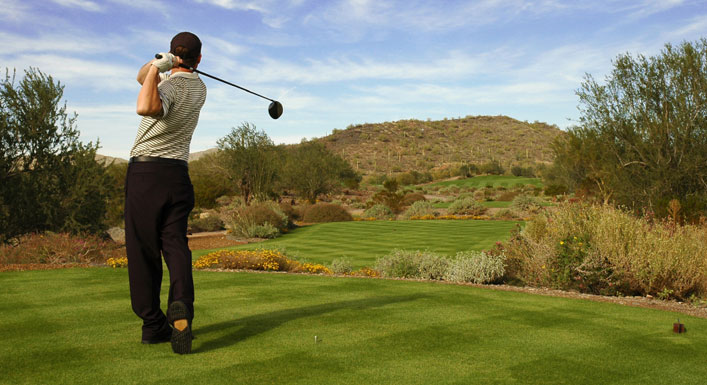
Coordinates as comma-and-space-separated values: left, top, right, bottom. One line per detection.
0, 263, 92, 272
188, 231, 245, 251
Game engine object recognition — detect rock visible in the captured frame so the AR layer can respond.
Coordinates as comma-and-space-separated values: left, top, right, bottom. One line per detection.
107, 227, 125, 244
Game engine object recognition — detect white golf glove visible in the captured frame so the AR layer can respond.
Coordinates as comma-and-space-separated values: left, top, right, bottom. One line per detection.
152, 52, 175, 73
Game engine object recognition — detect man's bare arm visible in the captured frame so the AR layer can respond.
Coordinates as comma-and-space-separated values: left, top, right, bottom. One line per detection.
136, 65, 163, 117
136, 60, 155, 85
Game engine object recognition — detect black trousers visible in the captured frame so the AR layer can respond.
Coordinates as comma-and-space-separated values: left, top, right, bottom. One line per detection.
124, 161, 194, 340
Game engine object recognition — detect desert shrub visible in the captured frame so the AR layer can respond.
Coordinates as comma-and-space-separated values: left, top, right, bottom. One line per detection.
402, 192, 426, 206
375, 249, 450, 280
330, 257, 354, 274
402, 201, 437, 219
363, 204, 395, 220
502, 202, 707, 299
497, 191, 520, 202
225, 201, 288, 238
302, 203, 353, 223
482, 188, 497, 201
480, 160, 505, 175
444, 251, 506, 284
188, 215, 224, 233
448, 198, 487, 216
278, 202, 300, 222
375, 249, 421, 278
417, 252, 450, 280
0, 232, 123, 266
493, 209, 520, 220
544, 184, 569, 196
511, 166, 535, 177
511, 194, 543, 213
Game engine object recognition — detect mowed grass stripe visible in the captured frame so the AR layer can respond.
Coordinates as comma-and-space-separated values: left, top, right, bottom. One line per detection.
1, 268, 705, 385
432, 175, 543, 188
195, 220, 520, 268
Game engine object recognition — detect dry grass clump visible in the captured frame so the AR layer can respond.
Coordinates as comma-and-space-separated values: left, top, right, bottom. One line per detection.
0, 232, 124, 267
503, 202, 707, 299
301, 203, 353, 223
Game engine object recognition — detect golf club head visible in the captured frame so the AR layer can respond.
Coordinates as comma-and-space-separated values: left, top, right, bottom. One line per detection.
268, 101, 283, 119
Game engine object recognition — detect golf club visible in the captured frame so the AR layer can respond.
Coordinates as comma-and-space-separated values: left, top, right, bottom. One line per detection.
155, 54, 283, 119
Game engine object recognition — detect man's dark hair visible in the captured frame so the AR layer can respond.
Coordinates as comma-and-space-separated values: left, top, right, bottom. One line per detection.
173, 46, 199, 67
170, 32, 201, 68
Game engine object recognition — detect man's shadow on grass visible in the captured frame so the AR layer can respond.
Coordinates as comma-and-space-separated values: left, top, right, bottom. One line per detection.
193, 294, 424, 353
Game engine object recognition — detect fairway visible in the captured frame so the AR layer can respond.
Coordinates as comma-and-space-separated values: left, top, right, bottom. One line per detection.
432, 175, 543, 188
1, 268, 705, 385
195, 220, 520, 267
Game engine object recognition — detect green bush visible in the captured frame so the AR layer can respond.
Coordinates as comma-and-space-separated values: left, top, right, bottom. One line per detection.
363, 204, 395, 220
0, 232, 123, 265
493, 209, 520, 220
402, 201, 436, 219
330, 257, 354, 274
225, 201, 289, 239
502, 202, 707, 299
511, 194, 543, 213
480, 160, 505, 175
448, 198, 487, 216
188, 215, 224, 233
302, 203, 353, 223
374, 249, 422, 278
243, 202, 289, 231
402, 192, 426, 206
497, 191, 520, 202
544, 184, 569, 196
444, 251, 506, 284
417, 253, 449, 280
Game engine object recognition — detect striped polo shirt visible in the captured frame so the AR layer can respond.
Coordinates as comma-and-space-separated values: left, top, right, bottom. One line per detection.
130, 71, 207, 162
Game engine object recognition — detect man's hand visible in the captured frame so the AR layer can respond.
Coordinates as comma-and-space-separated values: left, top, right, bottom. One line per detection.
153, 52, 176, 73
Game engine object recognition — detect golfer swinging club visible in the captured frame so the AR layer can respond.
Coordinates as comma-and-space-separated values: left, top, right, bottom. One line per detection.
125, 31, 206, 354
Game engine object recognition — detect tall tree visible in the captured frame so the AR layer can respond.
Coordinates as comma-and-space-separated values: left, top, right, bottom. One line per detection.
189, 151, 236, 209
282, 140, 360, 203
217, 122, 281, 204
551, 39, 707, 218
0, 68, 110, 241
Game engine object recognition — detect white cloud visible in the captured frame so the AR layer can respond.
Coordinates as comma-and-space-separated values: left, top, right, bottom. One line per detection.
664, 15, 707, 40
0, 0, 30, 21
0, 32, 112, 54
6, 54, 136, 91
51, 0, 102, 12
194, 0, 267, 12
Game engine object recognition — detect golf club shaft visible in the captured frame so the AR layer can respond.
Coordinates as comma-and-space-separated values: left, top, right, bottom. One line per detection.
155, 54, 277, 103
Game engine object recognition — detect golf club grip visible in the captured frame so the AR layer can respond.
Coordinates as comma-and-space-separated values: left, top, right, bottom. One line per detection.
154, 54, 277, 103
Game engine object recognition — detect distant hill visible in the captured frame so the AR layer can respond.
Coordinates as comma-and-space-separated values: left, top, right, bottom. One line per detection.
95, 154, 128, 165
316, 115, 564, 175
97, 115, 564, 175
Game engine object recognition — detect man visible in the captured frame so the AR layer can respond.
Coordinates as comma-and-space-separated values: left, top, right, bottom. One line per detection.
125, 31, 206, 355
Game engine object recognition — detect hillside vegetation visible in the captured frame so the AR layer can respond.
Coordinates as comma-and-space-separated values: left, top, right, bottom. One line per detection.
317, 115, 563, 175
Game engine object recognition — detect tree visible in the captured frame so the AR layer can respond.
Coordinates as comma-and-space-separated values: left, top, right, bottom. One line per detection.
552, 39, 707, 219
217, 122, 281, 205
189, 151, 236, 209
1, 68, 111, 241
282, 140, 360, 203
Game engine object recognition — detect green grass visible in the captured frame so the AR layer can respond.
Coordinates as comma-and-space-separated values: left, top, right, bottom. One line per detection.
432, 201, 514, 209
432, 175, 543, 188
195, 220, 521, 268
1, 268, 706, 384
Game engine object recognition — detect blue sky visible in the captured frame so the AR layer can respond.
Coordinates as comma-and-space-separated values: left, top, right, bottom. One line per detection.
1, 0, 706, 158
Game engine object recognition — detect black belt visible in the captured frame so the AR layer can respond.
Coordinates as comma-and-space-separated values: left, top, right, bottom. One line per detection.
129, 156, 188, 167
